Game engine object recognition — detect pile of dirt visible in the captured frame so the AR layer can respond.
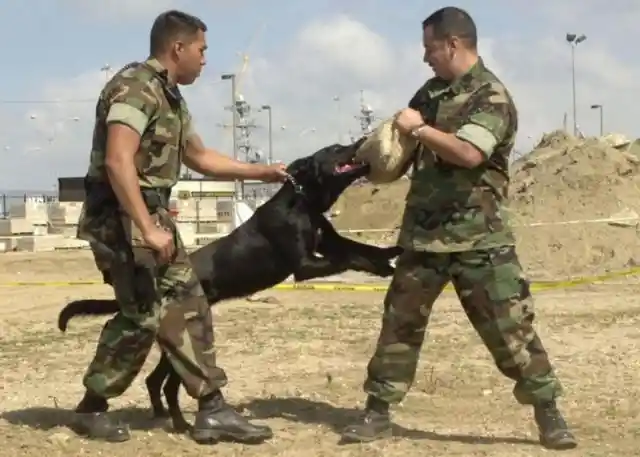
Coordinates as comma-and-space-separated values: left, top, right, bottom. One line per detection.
332, 130, 640, 279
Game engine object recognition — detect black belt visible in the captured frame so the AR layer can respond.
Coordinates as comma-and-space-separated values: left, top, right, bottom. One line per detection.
84, 178, 170, 211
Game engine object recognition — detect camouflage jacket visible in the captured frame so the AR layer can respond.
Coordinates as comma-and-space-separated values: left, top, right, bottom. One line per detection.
397, 57, 518, 252
77, 57, 194, 246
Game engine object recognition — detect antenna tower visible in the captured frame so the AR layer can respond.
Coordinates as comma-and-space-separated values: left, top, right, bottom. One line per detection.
234, 95, 264, 165
355, 90, 379, 136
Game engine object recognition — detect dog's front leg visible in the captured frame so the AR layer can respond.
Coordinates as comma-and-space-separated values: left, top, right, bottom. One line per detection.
315, 215, 401, 277
268, 223, 350, 282
292, 255, 350, 282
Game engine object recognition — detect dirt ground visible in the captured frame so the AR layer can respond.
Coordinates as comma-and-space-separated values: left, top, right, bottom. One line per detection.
0, 251, 638, 456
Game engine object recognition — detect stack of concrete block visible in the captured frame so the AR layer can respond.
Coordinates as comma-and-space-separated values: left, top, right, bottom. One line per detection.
0, 235, 18, 252
2, 201, 49, 235
0, 217, 36, 235
176, 221, 196, 247
47, 202, 83, 236
0, 201, 88, 252
10, 200, 49, 225
0, 197, 239, 253
15, 234, 88, 252
171, 199, 220, 241
0, 201, 46, 252
173, 199, 218, 222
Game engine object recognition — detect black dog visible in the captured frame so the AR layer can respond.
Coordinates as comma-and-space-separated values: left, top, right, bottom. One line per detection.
58, 139, 402, 432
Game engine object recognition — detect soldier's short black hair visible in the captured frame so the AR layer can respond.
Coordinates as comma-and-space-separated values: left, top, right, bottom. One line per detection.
422, 7, 477, 49
149, 10, 208, 56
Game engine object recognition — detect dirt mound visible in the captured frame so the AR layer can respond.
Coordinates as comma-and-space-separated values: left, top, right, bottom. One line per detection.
333, 130, 640, 279
509, 129, 640, 221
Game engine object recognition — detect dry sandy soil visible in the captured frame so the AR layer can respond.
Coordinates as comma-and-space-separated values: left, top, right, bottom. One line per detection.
0, 250, 639, 457
332, 131, 640, 280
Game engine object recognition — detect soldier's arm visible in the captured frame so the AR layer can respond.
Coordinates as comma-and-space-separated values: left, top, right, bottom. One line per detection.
104, 81, 158, 235
182, 120, 271, 181
413, 83, 513, 168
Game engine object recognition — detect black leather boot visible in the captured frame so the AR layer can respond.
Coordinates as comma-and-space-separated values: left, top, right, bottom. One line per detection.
71, 391, 130, 443
340, 396, 392, 443
534, 400, 578, 450
191, 390, 273, 445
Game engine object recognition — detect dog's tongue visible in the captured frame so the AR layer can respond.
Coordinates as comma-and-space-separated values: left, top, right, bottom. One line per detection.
335, 163, 355, 173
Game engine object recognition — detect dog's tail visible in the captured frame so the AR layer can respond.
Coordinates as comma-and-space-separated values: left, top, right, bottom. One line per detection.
58, 299, 119, 332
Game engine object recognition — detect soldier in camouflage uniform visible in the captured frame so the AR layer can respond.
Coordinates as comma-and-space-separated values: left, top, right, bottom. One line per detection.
72, 10, 287, 445
341, 7, 577, 451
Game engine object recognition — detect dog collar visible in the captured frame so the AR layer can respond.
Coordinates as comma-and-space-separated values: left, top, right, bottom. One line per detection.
285, 173, 304, 195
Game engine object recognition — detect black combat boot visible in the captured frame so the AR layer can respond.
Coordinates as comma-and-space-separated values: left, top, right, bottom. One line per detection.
191, 390, 273, 445
534, 400, 577, 450
340, 396, 392, 443
71, 391, 130, 443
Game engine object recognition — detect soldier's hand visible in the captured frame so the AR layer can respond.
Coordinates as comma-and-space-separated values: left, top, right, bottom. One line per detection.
142, 225, 175, 264
394, 108, 425, 135
256, 162, 289, 183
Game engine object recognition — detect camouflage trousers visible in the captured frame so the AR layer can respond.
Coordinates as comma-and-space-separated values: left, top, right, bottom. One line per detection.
82, 208, 227, 400
364, 246, 563, 405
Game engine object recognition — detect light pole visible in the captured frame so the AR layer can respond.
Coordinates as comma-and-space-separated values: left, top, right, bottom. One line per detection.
221, 73, 240, 200
590, 104, 603, 136
566, 33, 587, 136
260, 104, 273, 165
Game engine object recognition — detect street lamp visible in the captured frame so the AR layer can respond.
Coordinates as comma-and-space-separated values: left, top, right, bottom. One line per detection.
221, 73, 241, 200
590, 104, 603, 136
566, 33, 587, 136
260, 104, 273, 165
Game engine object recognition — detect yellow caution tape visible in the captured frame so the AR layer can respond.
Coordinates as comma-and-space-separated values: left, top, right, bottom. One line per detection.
0, 265, 640, 291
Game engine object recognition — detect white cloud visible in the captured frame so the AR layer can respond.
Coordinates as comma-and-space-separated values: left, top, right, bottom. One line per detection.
61, 0, 188, 21
2, 11, 639, 189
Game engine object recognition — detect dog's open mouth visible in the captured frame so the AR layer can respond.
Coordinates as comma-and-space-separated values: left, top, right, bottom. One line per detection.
334, 160, 367, 174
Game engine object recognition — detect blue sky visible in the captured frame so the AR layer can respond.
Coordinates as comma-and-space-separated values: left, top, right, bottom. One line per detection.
0, 0, 637, 190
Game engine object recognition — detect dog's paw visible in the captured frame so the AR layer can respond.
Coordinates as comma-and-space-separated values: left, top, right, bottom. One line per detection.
350, 257, 395, 277
373, 262, 395, 277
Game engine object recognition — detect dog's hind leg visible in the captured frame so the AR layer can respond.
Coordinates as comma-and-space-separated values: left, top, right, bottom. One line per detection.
145, 352, 170, 419
163, 367, 191, 433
